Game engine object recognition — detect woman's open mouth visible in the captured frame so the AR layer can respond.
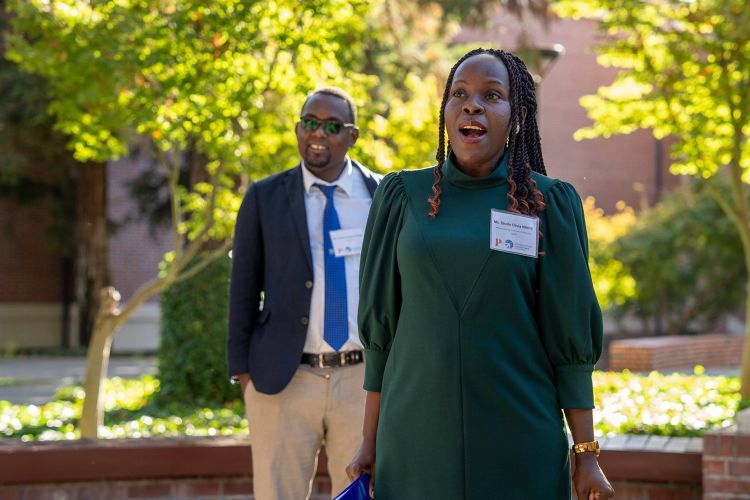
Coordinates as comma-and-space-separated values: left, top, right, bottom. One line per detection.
458, 121, 487, 143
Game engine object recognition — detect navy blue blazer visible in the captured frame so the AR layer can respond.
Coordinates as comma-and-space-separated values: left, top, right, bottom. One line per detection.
227, 161, 381, 394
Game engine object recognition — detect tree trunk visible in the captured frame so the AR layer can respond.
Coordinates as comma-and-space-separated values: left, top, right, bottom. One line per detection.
75, 162, 109, 347
79, 278, 166, 438
742, 277, 750, 401
79, 287, 120, 438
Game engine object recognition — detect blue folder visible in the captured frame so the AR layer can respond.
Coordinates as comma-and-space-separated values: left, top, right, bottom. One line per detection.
333, 473, 370, 500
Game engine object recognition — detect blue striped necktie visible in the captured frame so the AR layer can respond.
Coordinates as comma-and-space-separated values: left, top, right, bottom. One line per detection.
314, 184, 348, 351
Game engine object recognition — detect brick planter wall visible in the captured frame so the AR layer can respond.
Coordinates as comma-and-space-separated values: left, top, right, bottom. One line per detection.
0, 478, 335, 500
0, 438, 333, 500
0, 435, 707, 499
609, 333, 744, 372
703, 423, 750, 499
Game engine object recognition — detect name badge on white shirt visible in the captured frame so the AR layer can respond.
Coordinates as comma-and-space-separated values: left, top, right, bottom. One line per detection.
490, 209, 539, 258
330, 228, 365, 257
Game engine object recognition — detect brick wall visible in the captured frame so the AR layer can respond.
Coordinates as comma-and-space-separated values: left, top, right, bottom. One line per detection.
0, 198, 62, 303
0, 436, 705, 500
0, 477, 332, 500
609, 480, 701, 499
609, 334, 745, 372
703, 422, 750, 499
0, 477, 707, 500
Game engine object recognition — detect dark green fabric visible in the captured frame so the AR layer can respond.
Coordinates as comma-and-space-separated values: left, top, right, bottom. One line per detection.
358, 153, 602, 499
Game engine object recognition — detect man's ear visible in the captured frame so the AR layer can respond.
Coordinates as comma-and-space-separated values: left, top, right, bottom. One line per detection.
349, 127, 359, 146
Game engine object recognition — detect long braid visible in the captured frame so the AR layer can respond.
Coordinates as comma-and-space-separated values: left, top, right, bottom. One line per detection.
430, 48, 547, 218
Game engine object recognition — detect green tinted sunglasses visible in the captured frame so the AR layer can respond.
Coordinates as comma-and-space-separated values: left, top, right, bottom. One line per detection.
300, 116, 355, 135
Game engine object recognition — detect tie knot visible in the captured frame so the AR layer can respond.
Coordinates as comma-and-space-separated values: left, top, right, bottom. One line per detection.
314, 183, 338, 199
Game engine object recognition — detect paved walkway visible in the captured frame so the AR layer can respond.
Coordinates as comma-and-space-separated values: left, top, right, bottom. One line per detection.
0, 356, 157, 405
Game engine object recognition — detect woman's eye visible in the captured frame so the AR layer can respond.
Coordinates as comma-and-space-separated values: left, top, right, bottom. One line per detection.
487, 91, 501, 101
452, 88, 465, 98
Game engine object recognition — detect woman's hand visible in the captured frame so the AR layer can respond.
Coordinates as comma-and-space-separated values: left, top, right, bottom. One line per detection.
572, 453, 615, 500
345, 440, 376, 498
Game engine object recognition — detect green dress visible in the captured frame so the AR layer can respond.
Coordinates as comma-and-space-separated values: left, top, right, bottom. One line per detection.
358, 151, 603, 499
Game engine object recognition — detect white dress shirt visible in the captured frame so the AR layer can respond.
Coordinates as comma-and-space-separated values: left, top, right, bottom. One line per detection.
301, 158, 372, 353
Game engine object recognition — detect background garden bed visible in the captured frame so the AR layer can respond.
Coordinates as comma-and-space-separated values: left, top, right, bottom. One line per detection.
1, 370, 740, 441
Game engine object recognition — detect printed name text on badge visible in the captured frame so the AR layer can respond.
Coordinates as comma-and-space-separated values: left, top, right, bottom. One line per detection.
330, 228, 365, 257
490, 209, 539, 258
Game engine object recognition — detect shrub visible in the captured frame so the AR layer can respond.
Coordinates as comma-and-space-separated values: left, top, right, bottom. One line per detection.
610, 181, 745, 335
155, 254, 239, 407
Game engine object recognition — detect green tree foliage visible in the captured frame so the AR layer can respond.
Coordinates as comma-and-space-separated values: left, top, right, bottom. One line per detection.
582, 196, 637, 311
5, 0, 447, 244
419, 0, 550, 24
4, 0, 449, 435
0, 6, 77, 256
554, 0, 750, 398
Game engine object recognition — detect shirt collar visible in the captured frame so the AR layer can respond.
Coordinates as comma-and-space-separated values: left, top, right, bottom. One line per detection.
301, 157, 355, 196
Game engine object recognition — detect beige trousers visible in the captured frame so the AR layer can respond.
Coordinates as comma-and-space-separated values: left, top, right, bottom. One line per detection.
243, 363, 366, 500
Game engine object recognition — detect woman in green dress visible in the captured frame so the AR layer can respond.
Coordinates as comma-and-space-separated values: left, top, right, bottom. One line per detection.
346, 48, 614, 500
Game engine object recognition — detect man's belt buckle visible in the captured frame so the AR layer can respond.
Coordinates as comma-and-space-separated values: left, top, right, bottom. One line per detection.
301, 350, 362, 368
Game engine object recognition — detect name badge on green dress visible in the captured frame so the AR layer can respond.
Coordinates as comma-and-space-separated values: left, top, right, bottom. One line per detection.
490, 209, 539, 258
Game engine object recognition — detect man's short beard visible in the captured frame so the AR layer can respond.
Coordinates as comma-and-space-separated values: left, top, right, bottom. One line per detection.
304, 155, 330, 168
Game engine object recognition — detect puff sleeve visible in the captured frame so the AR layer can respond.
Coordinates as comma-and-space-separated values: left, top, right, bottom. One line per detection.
537, 181, 603, 409
358, 173, 408, 392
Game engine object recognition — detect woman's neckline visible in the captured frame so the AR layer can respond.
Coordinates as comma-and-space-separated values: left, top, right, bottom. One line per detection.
441, 149, 509, 190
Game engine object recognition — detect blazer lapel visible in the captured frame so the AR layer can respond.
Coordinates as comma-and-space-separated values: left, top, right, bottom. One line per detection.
283, 165, 313, 273
352, 160, 380, 196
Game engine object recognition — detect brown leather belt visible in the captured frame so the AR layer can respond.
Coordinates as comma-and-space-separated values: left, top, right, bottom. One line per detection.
301, 350, 364, 368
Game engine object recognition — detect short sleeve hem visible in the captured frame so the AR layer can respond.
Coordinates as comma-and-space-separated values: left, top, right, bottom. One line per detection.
363, 348, 389, 392
554, 364, 595, 409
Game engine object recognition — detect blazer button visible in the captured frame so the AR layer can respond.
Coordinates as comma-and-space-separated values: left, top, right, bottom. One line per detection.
305, 280, 313, 289
300, 316, 309, 326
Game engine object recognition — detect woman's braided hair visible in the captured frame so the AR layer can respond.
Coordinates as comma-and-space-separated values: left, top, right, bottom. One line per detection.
429, 48, 547, 218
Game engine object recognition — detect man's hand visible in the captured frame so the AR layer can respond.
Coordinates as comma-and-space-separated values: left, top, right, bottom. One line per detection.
573, 453, 615, 500
235, 373, 251, 395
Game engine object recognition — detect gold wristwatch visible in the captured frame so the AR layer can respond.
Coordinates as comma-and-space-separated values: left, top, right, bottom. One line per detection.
572, 440, 600, 456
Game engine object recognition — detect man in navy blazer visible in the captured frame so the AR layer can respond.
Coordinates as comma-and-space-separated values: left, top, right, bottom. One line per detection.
227, 86, 380, 500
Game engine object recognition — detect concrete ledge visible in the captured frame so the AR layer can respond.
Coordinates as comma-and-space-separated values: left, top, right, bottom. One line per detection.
609, 333, 744, 372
